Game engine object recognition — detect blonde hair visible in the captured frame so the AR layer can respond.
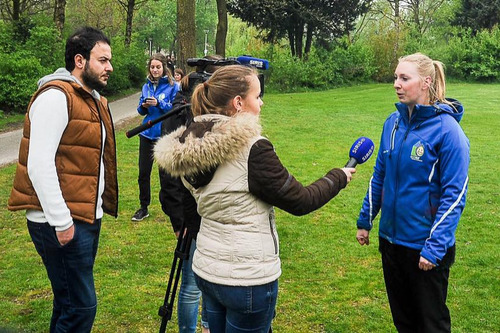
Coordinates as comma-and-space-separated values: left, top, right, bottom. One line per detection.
191, 65, 257, 117
398, 52, 449, 106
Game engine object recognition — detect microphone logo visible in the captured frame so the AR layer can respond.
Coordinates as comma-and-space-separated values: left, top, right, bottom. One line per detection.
249, 60, 264, 67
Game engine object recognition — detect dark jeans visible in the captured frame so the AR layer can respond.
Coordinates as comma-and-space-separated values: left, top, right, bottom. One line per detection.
379, 237, 455, 333
195, 275, 277, 333
27, 219, 101, 333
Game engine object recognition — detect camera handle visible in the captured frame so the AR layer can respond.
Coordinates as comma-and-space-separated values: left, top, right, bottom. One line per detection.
126, 103, 191, 138
158, 221, 193, 333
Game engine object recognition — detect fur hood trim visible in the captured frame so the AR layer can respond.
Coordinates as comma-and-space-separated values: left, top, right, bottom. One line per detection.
154, 113, 261, 177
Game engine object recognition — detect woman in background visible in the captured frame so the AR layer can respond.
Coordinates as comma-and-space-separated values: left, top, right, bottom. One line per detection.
356, 53, 470, 332
174, 68, 185, 87
132, 53, 179, 221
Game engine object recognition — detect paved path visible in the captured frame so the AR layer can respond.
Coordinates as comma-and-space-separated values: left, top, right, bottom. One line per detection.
0, 92, 141, 167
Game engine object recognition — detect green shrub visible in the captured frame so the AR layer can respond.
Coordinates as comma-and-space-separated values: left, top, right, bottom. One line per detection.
0, 21, 16, 52
445, 26, 500, 82
0, 51, 46, 113
266, 41, 376, 92
24, 25, 64, 70
0, 22, 147, 113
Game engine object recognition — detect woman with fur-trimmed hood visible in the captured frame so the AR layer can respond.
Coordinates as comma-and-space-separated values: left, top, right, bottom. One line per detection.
154, 65, 356, 332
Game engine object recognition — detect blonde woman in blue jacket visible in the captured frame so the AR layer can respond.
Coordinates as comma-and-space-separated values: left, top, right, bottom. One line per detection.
132, 53, 179, 221
356, 53, 470, 332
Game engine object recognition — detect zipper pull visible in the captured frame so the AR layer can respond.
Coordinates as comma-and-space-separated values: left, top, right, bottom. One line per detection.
389, 117, 399, 158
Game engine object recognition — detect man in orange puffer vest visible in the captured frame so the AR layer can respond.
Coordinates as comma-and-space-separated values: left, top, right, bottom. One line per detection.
8, 26, 118, 333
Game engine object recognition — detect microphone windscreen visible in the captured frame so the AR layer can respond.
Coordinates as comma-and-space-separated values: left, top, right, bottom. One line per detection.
236, 56, 270, 70
349, 137, 375, 165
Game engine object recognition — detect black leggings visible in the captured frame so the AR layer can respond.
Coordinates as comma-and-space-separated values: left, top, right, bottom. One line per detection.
138, 135, 184, 230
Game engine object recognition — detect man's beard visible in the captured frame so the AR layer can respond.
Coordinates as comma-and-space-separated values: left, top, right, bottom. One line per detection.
82, 62, 108, 91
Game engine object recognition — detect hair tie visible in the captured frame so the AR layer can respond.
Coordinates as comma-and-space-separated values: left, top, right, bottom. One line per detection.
203, 81, 208, 90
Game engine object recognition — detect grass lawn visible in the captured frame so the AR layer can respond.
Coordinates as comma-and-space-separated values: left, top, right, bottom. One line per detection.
0, 83, 498, 332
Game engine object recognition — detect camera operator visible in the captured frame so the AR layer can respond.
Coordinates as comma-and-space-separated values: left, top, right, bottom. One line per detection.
159, 55, 222, 333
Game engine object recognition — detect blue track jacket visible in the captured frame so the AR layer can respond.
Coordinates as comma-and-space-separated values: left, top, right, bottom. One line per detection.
137, 76, 179, 140
357, 100, 470, 266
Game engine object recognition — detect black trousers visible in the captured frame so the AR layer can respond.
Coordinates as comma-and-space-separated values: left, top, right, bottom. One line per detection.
379, 237, 455, 333
138, 135, 184, 230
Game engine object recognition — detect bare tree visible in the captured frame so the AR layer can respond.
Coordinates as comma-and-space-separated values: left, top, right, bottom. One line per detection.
177, 0, 196, 73
403, 0, 446, 35
116, 0, 147, 47
0, 0, 51, 21
388, 0, 401, 65
377, 0, 446, 36
215, 0, 227, 57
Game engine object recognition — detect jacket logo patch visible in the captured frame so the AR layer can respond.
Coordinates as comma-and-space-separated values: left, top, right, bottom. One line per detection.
411, 141, 424, 162
159, 93, 165, 101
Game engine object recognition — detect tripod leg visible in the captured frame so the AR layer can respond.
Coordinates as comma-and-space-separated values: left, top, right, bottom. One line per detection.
159, 222, 193, 333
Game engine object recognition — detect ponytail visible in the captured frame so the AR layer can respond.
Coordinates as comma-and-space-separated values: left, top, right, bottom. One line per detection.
430, 60, 446, 105
191, 65, 257, 117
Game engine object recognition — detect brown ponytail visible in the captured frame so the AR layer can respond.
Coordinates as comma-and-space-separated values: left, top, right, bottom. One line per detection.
191, 65, 257, 117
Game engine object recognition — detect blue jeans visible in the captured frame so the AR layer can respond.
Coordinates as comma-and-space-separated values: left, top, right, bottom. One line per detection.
178, 240, 209, 332
27, 219, 101, 333
194, 275, 278, 333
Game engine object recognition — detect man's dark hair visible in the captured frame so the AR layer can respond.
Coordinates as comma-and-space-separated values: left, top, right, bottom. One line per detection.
65, 26, 111, 72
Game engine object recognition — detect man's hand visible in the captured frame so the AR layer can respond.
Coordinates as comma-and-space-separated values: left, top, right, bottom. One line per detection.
56, 224, 75, 246
356, 228, 370, 245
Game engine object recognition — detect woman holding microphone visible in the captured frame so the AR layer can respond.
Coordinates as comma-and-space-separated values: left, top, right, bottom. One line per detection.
155, 64, 355, 332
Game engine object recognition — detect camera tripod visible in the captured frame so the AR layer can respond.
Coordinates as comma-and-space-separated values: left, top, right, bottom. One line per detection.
158, 220, 194, 333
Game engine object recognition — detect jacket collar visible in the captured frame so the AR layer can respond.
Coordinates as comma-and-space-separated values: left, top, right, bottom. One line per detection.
395, 98, 464, 124
154, 112, 261, 177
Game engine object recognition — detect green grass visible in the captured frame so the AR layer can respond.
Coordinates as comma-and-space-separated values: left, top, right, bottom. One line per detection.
1, 83, 499, 332
0, 112, 25, 133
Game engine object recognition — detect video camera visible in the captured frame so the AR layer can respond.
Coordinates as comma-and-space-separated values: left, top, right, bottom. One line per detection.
186, 55, 269, 97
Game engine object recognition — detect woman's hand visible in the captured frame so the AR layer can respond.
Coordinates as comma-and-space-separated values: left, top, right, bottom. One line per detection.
142, 97, 157, 108
341, 167, 356, 183
356, 228, 370, 245
418, 256, 436, 271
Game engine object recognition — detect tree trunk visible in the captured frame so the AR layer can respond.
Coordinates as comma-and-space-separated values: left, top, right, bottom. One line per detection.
304, 24, 313, 57
295, 23, 304, 59
215, 0, 227, 57
53, 0, 66, 35
177, 0, 196, 73
392, 0, 400, 67
288, 28, 295, 57
12, 0, 20, 21
124, 0, 135, 47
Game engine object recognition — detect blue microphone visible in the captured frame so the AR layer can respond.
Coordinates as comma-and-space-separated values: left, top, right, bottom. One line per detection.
345, 137, 375, 167
236, 56, 270, 70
